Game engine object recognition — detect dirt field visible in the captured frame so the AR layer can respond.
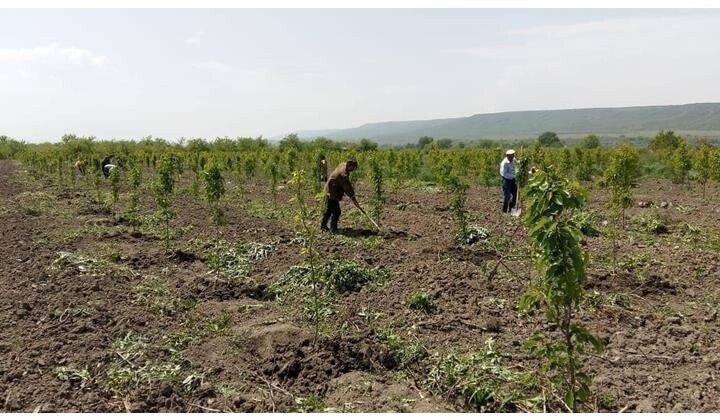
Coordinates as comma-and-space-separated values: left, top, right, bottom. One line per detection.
1, 159, 719, 412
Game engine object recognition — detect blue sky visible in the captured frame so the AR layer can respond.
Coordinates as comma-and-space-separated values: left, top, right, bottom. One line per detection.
1, 9, 719, 141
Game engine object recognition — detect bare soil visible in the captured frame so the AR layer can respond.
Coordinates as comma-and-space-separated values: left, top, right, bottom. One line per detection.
1, 159, 719, 412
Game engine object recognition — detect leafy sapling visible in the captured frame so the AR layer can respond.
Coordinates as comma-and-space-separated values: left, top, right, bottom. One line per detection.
519, 168, 604, 412
126, 165, 143, 227
368, 157, 385, 224
603, 145, 640, 272
288, 169, 325, 345
152, 156, 177, 252
203, 161, 226, 226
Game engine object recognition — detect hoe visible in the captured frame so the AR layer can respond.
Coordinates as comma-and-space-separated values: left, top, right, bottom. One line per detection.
353, 202, 394, 237
511, 182, 522, 217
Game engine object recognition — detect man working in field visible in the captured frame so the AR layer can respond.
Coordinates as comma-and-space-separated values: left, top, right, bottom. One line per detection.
74, 159, 87, 175
321, 159, 360, 233
499, 149, 517, 213
101, 155, 116, 178
318, 154, 328, 183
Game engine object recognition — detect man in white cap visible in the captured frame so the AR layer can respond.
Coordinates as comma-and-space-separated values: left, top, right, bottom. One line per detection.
499, 149, 517, 213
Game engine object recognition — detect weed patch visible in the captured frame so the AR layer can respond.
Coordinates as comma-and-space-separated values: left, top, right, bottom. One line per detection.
51, 251, 135, 278
375, 325, 427, 368
427, 340, 541, 412
407, 290, 435, 313
190, 239, 274, 279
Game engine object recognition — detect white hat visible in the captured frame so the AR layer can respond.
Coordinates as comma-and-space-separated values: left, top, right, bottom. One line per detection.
506, 149, 516, 155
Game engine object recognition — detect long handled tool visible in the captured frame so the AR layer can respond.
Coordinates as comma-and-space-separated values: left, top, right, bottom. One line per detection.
355, 203, 382, 231
511, 181, 522, 217
510, 148, 525, 218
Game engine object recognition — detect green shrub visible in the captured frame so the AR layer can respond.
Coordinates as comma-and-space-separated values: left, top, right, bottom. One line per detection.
407, 290, 434, 313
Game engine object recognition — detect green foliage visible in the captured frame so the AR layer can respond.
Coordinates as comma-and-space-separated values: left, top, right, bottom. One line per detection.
126, 165, 143, 226
538, 131, 563, 148
570, 210, 601, 238
603, 144, 640, 270
203, 162, 226, 225
516, 155, 531, 188
465, 226, 491, 244
427, 340, 542, 412
632, 214, 668, 235
578, 134, 600, 149
134, 277, 197, 316
293, 395, 327, 413
520, 168, 603, 411
0, 136, 26, 159
693, 142, 714, 195
407, 290, 434, 313
288, 169, 325, 343
268, 161, 279, 203
271, 260, 388, 300
152, 156, 177, 251
55, 366, 91, 386
375, 326, 427, 368
191, 239, 274, 279
418, 136, 434, 148
104, 331, 203, 394
442, 175, 470, 243
670, 140, 692, 184
559, 148, 573, 176
650, 129, 683, 150
604, 144, 640, 211
573, 149, 594, 182
108, 164, 121, 211
359, 138, 378, 151
320, 260, 389, 294
585, 290, 631, 310
711, 148, 720, 182
368, 156, 385, 222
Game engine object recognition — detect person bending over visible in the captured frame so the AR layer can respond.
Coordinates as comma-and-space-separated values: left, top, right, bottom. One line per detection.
321, 159, 360, 233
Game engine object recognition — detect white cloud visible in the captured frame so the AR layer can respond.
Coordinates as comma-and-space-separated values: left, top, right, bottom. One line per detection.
0, 43, 106, 68
192, 60, 232, 73
448, 15, 720, 60
443, 15, 720, 110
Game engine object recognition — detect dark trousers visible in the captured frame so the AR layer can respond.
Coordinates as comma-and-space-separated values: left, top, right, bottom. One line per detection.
502, 177, 517, 213
321, 198, 341, 230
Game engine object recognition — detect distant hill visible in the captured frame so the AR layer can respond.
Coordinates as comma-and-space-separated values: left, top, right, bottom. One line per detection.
294, 103, 720, 144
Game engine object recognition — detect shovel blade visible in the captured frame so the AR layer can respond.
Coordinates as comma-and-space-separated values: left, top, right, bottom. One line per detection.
511, 207, 522, 217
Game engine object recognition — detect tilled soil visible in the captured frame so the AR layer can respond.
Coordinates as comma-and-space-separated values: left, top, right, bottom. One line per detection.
1, 159, 719, 412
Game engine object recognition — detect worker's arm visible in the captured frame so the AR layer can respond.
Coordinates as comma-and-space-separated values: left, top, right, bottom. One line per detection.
342, 178, 364, 212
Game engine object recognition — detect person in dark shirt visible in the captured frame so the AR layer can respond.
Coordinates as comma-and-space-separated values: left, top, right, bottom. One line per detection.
321, 159, 360, 233
318, 154, 328, 183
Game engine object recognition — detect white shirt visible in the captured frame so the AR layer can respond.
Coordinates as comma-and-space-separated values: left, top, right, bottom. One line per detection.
499, 157, 516, 180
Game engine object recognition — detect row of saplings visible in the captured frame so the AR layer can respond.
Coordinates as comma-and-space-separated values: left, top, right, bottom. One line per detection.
435, 147, 641, 411
55, 150, 638, 412
278, 152, 642, 412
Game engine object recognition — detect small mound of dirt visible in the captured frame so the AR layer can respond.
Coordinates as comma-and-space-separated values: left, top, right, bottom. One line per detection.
169, 250, 199, 263
324, 371, 447, 412
247, 323, 311, 359
452, 247, 498, 266
637, 274, 676, 296
76, 203, 112, 216
193, 277, 267, 301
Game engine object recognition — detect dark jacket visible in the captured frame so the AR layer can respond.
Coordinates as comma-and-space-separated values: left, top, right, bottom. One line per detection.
325, 162, 355, 201
319, 160, 328, 182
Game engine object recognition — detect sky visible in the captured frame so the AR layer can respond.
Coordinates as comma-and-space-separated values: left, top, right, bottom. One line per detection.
1, 8, 720, 142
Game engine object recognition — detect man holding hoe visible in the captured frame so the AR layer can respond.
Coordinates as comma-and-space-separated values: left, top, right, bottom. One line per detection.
321, 159, 373, 233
